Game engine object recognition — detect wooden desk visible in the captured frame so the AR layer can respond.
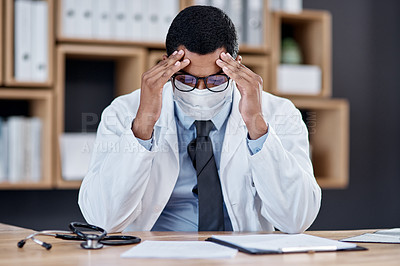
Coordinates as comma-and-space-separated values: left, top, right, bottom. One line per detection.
0, 223, 399, 266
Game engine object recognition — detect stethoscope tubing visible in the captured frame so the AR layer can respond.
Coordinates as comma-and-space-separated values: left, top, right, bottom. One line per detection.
18, 223, 141, 250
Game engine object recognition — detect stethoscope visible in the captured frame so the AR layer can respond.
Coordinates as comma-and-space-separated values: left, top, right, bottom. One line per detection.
17, 222, 141, 250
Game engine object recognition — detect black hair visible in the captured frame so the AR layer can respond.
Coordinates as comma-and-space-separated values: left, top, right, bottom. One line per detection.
166, 5, 238, 58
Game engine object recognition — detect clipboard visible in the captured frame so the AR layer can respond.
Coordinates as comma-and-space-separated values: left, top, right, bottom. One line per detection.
206, 234, 368, 255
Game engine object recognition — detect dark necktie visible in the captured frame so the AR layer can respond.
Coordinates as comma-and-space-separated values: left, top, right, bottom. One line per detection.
187, 120, 225, 231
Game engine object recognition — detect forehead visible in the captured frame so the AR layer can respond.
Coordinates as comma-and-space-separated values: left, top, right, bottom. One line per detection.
179, 45, 226, 77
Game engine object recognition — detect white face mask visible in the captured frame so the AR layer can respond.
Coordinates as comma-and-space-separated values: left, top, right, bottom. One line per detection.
173, 79, 233, 121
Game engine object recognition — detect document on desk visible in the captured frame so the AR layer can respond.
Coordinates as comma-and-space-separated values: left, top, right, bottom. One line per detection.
121, 240, 238, 259
341, 228, 400, 244
207, 234, 365, 254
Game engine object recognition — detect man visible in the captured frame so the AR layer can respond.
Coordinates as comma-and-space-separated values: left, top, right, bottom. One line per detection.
78, 6, 321, 233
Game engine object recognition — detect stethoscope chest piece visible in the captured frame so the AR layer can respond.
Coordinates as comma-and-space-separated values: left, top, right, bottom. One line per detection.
80, 234, 104, 249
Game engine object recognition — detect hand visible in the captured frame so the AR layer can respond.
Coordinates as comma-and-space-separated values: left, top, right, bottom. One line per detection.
132, 50, 190, 140
216, 52, 268, 140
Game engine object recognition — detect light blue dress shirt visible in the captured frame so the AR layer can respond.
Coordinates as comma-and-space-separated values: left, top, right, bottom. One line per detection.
136, 94, 268, 231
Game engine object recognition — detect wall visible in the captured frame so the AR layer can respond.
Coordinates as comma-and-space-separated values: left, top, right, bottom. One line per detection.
304, 0, 400, 229
1, 0, 399, 231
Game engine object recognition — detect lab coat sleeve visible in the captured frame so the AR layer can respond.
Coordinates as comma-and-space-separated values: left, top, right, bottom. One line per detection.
250, 100, 322, 234
78, 94, 156, 233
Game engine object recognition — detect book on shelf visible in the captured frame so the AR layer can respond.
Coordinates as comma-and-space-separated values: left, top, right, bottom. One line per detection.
31, 0, 48, 82
93, 0, 112, 39
126, 0, 144, 41
269, 0, 303, 13
112, 0, 128, 40
61, 0, 77, 37
14, 0, 32, 81
76, 0, 94, 38
0, 118, 7, 182
60, 0, 179, 43
0, 116, 42, 183
14, 0, 49, 82
245, 0, 264, 47
195, 0, 264, 47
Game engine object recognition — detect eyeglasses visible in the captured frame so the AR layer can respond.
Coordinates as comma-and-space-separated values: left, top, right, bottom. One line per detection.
172, 70, 230, 92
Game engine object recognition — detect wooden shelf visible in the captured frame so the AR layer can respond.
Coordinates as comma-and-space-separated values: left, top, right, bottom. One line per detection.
271, 10, 331, 97
290, 98, 349, 189
55, 44, 147, 188
57, 37, 167, 50
0, 88, 53, 189
4, 0, 54, 87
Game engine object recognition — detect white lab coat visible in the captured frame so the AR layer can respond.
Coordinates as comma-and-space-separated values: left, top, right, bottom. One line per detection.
78, 82, 321, 233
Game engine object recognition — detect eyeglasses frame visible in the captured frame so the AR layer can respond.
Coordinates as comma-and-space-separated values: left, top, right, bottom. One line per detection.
171, 70, 230, 92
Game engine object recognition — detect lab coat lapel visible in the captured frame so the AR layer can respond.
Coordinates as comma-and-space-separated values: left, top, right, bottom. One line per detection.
154, 82, 179, 170
220, 85, 246, 175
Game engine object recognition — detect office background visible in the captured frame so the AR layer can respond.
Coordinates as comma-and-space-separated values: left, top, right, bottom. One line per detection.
1, 0, 399, 230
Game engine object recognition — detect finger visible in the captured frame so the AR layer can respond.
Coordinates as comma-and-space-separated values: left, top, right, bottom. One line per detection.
237, 55, 242, 64
220, 52, 254, 76
164, 50, 186, 67
217, 53, 263, 87
155, 58, 191, 82
147, 50, 186, 76
216, 58, 253, 86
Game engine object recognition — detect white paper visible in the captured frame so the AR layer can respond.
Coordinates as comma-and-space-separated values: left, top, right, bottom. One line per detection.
121, 241, 237, 259
60, 133, 96, 181
211, 234, 356, 252
341, 228, 400, 244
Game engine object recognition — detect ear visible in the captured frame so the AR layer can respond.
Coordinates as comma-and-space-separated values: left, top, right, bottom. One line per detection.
162, 55, 168, 61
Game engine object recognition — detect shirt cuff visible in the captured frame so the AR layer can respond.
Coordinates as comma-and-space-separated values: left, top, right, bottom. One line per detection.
137, 136, 153, 151
247, 128, 269, 155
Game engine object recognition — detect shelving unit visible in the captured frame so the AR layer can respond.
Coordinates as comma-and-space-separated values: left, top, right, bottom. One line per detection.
291, 98, 349, 188
0, 0, 349, 189
0, 89, 53, 189
55, 44, 147, 188
270, 10, 331, 97
4, 0, 54, 87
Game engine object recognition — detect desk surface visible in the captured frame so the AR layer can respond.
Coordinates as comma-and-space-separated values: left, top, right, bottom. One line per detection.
0, 223, 399, 266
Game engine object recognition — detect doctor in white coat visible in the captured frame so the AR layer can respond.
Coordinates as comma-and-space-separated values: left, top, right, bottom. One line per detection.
78, 6, 321, 233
